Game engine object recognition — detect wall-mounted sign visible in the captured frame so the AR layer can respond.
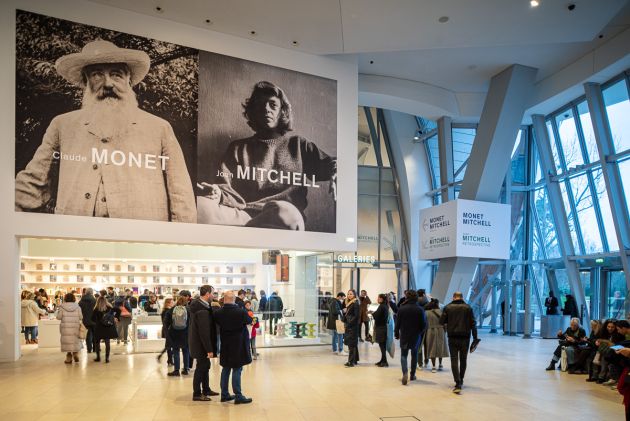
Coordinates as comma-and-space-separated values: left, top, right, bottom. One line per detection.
336, 255, 376, 264
419, 199, 510, 260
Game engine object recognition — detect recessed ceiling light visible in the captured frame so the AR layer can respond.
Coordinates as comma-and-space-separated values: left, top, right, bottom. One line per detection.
345, 237, 355, 243
155, 6, 164, 13
204, 19, 212, 25
530, 0, 539, 7
369, 60, 374, 64
249, 30, 257, 36
291, 40, 299, 47
438, 16, 449, 23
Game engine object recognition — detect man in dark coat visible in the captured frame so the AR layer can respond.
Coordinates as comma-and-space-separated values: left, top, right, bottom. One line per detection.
236, 289, 247, 309
188, 285, 218, 401
395, 290, 426, 385
78, 288, 96, 353
440, 291, 478, 394
213, 291, 253, 404
268, 291, 284, 335
359, 290, 372, 342
544, 291, 559, 315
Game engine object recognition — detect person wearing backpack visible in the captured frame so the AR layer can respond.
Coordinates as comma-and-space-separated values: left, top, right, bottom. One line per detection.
91, 295, 120, 363
115, 296, 133, 345
165, 295, 191, 376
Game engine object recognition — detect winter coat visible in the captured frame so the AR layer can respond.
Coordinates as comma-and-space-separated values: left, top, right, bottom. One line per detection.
359, 296, 372, 323
78, 293, 96, 327
92, 307, 121, 340
440, 299, 476, 338
214, 303, 253, 368
372, 303, 389, 344
268, 294, 284, 320
395, 300, 427, 349
326, 298, 343, 330
188, 298, 216, 359
164, 305, 189, 349
21, 299, 46, 327
56, 302, 83, 352
343, 298, 360, 346
250, 298, 259, 312
161, 309, 171, 346
259, 296, 268, 315
423, 309, 449, 359
563, 296, 579, 318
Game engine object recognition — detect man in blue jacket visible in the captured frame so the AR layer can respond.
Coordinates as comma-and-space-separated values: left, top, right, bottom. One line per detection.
395, 290, 427, 386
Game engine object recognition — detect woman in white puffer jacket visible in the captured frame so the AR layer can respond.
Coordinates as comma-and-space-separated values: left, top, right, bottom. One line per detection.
56, 292, 83, 364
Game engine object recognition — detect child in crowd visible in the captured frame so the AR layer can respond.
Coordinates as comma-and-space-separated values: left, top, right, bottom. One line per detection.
245, 300, 260, 360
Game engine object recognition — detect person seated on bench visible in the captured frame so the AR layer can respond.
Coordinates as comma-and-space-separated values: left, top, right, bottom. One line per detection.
593, 319, 625, 384
546, 318, 586, 371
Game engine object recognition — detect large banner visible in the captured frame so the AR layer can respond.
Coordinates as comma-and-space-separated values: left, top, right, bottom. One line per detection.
14, 10, 337, 233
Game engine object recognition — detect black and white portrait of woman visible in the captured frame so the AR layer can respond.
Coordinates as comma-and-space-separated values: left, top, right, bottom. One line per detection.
196, 52, 338, 233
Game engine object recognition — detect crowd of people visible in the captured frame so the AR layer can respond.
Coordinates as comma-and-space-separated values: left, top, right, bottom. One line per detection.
19, 285, 274, 404
545, 315, 630, 416
325, 288, 480, 394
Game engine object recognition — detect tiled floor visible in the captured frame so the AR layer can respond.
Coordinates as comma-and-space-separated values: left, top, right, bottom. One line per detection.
0, 332, 623, 420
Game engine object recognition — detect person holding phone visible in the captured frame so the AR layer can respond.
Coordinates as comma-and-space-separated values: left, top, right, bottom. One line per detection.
546, 317, 585, 371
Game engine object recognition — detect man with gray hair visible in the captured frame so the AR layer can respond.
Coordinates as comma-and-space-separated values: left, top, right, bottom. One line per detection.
78, 287, 96, 353
440, 291, 478, 394
213, 290, 253, 404
15, 40, 196, 222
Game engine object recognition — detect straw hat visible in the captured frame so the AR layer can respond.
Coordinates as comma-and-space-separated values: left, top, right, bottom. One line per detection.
55, 40, 150, 86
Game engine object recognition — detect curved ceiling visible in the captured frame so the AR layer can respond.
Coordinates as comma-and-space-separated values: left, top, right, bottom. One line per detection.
88, 0, 630, 114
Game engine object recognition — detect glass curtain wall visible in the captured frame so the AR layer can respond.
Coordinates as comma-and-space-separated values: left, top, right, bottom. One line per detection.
418, 68, 630, 330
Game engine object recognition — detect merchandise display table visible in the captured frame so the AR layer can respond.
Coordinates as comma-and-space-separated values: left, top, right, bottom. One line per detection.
132, 315, 165, 353
38, 319, 61, 348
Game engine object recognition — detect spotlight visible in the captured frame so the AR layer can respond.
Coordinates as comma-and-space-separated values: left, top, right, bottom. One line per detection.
413, 130, 422, 140
530, 0, 539, 7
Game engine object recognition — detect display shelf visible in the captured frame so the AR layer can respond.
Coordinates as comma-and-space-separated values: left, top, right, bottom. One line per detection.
21, 270, 255, 276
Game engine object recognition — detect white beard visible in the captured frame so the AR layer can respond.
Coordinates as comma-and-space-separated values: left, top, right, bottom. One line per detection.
81, 88, 138, 140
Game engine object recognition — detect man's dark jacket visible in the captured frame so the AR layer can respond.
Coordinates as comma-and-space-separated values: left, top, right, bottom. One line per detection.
188, 297, 216, 359
394, 300, 426, 349
213, 303, 253, 368
440, 299, 476, 338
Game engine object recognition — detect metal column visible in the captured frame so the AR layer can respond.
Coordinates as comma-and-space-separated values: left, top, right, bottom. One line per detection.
532, 115, 589, 322
490, 283, 498, 333
523, 279, 532, 338
437, 116, 455, 203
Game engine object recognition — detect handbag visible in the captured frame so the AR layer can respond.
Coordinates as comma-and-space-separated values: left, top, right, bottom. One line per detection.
79, 322, 87, 340
335, 319, 345, 334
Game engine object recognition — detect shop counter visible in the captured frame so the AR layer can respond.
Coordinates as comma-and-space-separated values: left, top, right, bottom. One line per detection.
38, 318, 61, 348
132, 315, 165, 353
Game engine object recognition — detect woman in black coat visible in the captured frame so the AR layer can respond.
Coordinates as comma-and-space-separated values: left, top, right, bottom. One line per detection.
165, 296, 190, 376
370, 294, 389, 367
91, 296, 120, 363
157, 298, 174, 365
343, 289, 360, 367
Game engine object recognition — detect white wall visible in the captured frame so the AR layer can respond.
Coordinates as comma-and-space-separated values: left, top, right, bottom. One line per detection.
0, 0, 357, 361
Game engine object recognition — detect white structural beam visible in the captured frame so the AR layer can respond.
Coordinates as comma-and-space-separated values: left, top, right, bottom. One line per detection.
432, 64, 537, 302
437, 116, 455, 203
532, 114, 588, 321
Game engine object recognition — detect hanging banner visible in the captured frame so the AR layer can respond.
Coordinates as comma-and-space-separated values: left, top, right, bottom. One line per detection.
419, 199, 510, 260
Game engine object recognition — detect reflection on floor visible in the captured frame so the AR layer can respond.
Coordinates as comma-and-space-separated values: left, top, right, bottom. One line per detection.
0, 332, 623, 420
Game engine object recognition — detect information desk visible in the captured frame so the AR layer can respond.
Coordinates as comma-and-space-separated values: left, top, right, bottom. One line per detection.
38, 318, 61, 348
132, 315, 165, 353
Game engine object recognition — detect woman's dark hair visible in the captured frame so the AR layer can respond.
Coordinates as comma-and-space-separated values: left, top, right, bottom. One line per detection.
242, 81, 293, 135
336, 292, 346, 298
378, 293, 387, 303
426, 298, 440, 310
64, 293, 76, 303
